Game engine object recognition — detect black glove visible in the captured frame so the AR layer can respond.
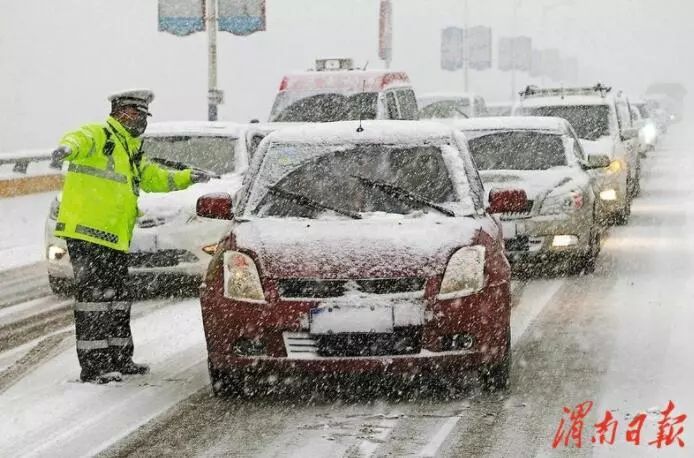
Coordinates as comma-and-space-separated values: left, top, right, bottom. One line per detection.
49, 146, 71, 169
190, 170, 212, 184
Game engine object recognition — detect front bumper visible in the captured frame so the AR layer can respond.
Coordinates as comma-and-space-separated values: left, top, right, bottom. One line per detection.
45, 217, 228, 280
202, 282, 511, 377
501, 211, 593, 264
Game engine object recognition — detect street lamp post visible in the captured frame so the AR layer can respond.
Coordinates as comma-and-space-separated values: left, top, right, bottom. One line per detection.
463, 0, 469, 92
206, 0, 219, 121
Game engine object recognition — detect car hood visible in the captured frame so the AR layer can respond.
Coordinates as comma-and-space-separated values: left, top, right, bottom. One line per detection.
479, 168, 574, 202
233, 215, 483, 279
137, 173, 244, 226
580, 136, 615, 158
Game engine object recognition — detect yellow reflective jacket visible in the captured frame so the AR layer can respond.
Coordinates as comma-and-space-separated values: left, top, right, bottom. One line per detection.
54, 116, 192, 252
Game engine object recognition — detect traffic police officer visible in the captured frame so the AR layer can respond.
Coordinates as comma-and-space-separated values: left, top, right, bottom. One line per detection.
51, 89, 211, 383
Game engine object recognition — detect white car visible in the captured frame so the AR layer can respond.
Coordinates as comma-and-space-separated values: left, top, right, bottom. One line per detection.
418, 92, 489, 119
451, 116, 607, 273
513, 84, 640, 225
45, 121, 251, 296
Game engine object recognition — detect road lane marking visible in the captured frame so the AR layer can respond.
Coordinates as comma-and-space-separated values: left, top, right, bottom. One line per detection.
418, 415, 461, 457
416, 278, 566, 457
357, 411, 402, 457
510, 279, 564, 347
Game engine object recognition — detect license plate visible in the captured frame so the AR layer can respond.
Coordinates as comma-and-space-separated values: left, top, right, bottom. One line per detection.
310, 305, 394, 334
501, 220, 517, 239
129, 233, 157, 252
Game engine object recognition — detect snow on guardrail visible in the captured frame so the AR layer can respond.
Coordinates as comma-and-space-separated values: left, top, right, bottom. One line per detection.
0, 149, 62, 198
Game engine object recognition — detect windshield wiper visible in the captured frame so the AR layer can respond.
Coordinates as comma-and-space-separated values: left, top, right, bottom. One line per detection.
149, 157, 222, 179
351, 175, 455, 217
267, 186, 362, 220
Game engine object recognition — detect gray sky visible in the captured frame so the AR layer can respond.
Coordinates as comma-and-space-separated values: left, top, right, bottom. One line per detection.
1, 0, 691, 151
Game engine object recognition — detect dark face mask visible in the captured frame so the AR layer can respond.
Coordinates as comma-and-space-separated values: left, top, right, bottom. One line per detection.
123, 117, 148, 137
116, 109, 148, 137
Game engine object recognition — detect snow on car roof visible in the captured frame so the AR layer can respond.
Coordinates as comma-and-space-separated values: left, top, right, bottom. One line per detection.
264, 120, 455, 144
487, 101, 513, 107
443, 116, 567, 133
144, 121, 246, 138
417, 92, 478, 105
518, 94, 613, 107
279, 70, 411, 93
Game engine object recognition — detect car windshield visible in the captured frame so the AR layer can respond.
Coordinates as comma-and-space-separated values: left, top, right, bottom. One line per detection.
419, 100, 470, 119
245, 144, 462, 218
142, 135, 235, 174
269, 91, 378, 122
466, 131, 567, 170
518, 105, 610, 140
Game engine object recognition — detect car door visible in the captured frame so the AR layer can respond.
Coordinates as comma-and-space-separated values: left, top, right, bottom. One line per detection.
615, 99, 639, 181
571, 126, 610, 220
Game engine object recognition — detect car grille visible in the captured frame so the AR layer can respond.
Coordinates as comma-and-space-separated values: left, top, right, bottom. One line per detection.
505, 235, 530, 252
499, 199, 534, 219
128, 249, 198, 268
137, 217, 168, 229
277, 278, 426, 299
282, 330, 422, 358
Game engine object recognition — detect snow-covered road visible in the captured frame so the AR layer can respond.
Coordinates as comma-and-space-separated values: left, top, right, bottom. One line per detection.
0, 125, 692, 457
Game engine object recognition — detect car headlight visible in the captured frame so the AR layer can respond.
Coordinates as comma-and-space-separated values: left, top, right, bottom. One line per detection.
599, 189, 617, 201
607, 160, 623, 174
539, 190, 584, 215
642, 123, 657, 144
438, 246, 485, 299
223, 251, 265, 302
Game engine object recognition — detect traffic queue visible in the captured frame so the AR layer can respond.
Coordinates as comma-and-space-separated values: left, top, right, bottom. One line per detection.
46, 58, 676, 389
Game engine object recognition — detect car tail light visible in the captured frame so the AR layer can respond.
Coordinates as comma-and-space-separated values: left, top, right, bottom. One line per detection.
278, 76, 289, 91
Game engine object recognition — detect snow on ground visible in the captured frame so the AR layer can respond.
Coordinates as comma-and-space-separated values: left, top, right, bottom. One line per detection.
0, 191, 56, 270
0, 298, 207, 457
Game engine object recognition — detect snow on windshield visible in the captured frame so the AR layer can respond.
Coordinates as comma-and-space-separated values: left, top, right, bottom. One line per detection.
142, 136, 236, 174
466, 131, 568, 170
243, 142, 475, 218
519, 105, 610, 141
269, 91, 379, 122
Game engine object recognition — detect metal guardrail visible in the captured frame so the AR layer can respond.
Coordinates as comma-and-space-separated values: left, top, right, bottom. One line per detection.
0, 153, 52, 174
0, 150, 61, 198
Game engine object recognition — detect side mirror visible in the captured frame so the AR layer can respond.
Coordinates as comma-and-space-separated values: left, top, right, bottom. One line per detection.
196, 193, 233, 220
488, 188, 528, 214
621, 127, 638, 141
249, 119, 260, 124
585, 154, 611, 169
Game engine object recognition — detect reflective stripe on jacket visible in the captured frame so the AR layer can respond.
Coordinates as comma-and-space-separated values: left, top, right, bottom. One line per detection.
55, 117, 193, 251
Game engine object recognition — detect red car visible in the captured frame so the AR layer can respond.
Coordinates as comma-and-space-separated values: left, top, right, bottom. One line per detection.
197, 121, 525, 395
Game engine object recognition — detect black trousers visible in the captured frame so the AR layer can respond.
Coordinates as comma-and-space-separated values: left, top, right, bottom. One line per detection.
66, 239, 133, 376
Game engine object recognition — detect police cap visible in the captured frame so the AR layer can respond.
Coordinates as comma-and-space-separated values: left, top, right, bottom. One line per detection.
108, 89, 154, 116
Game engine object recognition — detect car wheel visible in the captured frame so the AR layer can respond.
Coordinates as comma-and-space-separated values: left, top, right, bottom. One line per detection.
208, 358, 244, 397
633, 164, 642, 197
48, 276, 73, 296
480, 326, 511, 393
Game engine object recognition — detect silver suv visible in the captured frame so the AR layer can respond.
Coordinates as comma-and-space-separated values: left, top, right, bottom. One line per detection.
513, 84, 640, 225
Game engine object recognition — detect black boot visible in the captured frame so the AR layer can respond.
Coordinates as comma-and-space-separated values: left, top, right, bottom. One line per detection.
81, 370, 123, 384
118, 360, 150, 375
